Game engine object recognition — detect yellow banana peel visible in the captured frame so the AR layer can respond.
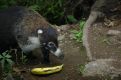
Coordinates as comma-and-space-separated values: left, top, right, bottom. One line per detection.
31, 64, 63, 75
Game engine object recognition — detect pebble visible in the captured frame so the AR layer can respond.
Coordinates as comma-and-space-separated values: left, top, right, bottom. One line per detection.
58, 35, 65, 41
107, 30, 121, 36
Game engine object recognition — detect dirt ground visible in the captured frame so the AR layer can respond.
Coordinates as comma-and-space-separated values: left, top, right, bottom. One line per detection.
12, 26, 89, 80
88, 19, 121, 61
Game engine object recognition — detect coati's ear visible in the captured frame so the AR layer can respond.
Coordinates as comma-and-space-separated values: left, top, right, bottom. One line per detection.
37, 29, 43, 41
37, 29, 43, 34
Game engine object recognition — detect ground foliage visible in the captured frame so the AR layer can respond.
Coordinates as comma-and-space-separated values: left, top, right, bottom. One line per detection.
0, 0, 65, 24
0, 0, 94, 25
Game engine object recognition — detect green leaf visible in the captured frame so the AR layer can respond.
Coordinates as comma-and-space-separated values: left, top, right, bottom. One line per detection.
1, 59, 5, 68
6, 59, 14, 65
9, 0, 16, 5
0, 5, 8, 9
23, 59, 28, 63
77, 33, 81, 36
0, 55, 3, 59
80, 21, 85, 30
71, 30, 79, 34
5, 54, 12, 58
80, 65, 85, 73
67, 15, 77, 23
2, 51, 7, 56
28, 4, 39, 11
58, 0, 62, 7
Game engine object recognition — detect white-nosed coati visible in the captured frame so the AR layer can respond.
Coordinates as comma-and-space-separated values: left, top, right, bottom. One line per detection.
0, 6, 64, 64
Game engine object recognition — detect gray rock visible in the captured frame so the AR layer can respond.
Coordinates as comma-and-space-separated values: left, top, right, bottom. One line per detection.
69, 34, 75, 40
107, 30, 121, 36
58, 35, 65, 41
83, 59, 121, 79
60, 25, 70, 31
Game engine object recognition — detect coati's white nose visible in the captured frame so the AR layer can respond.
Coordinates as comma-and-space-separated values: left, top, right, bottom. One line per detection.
53, 48, 64, 59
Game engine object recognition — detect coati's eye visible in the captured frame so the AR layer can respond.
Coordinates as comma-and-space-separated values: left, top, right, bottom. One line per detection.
47, 42, 56, 48
46, 42, 57, 52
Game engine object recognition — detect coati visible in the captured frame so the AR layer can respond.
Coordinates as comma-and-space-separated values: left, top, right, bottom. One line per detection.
0, 6, 64, 63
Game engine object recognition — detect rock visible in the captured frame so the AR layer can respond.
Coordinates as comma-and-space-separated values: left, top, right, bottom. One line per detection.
107, 36, 121, 45
83, 59, 121, 79
60, 25, 70, 31
58, 35, 65, 41
57, 28, 61, 32
107, 30, 121, 36
69, 34, 75, 40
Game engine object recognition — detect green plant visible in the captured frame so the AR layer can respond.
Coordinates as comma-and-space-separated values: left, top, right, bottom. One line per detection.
0, 51, 14, 73
71, 20, 85, 42
26, 0, 65, 24
67, 15, 78, 23
21, 52, 28, 64
0, 0, 17, 10
0, 0, 65, 24
80, 64, 85, 74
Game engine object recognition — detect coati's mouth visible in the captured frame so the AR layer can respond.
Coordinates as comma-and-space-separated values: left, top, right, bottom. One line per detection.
50, 48, 64, 59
